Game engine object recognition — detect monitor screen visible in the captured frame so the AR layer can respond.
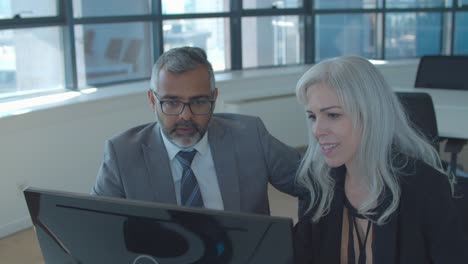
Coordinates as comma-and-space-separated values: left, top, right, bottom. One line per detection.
24, 187, 295, 264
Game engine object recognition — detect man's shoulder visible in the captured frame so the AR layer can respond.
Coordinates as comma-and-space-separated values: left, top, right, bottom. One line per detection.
108, 122, 157, 145
212, 113, 261, 128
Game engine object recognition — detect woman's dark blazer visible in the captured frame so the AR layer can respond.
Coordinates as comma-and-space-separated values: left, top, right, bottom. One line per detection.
293, 158, 468, 264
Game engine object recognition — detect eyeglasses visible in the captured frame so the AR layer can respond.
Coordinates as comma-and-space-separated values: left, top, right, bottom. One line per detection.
152, 91, 214, 115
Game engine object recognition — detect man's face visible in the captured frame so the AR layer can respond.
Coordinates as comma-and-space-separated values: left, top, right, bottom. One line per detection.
148, 65, 217, 148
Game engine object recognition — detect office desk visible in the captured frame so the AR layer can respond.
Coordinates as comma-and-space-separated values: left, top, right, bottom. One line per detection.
394, 87, 468, 140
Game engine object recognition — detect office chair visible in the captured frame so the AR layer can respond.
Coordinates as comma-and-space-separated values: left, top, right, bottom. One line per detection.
396, 92, 467, 176
454, 176, 468, 238
415, 55, 468, 90
414, 55, 468, 176
84, 30, 95, 56
396, 92, 439, 150
122, 39, 143, 72
397, 92, 468, 236
104, 38, 124, 61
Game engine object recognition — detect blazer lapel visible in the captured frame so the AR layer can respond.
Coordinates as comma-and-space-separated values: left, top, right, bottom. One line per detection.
316, 166, 400, 264
208, 119, 241, 212
319, 168, 346, 264
372, 189, 399, 264
141, 123, 177, 204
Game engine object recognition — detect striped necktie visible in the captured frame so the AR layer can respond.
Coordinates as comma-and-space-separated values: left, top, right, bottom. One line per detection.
176, 150, 204, 207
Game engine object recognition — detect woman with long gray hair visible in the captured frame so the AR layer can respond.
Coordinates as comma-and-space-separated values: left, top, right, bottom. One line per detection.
293, 56, 468, 263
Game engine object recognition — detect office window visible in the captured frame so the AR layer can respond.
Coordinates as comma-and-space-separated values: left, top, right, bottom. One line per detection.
0, 27, 65, 100
385, 13, 442, 59
1, 0, 468, 101
314, 0, 380, 9
162, 0, 228, 14
315, 14, 378, 61
454, 12, 468, 55
242, 16, 303, 68
75, 23, 152, 87
459, 0, 468, 6
386, 0, 445, 8
0, 0, 57, 18
163, 18, 230, 71
73, 0, 151, 17
243, 0, 302, 9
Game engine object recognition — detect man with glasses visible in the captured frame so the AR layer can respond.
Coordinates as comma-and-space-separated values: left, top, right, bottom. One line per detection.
92, 46, 304, 215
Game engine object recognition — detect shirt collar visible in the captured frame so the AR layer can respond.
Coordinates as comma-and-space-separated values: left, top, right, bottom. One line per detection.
159, 126, 209, 160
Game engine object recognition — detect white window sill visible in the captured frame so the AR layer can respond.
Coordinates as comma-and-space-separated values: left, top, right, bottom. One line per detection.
0, 59, 417, 119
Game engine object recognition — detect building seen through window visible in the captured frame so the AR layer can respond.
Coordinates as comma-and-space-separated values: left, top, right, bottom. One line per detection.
0, 0, 63, 100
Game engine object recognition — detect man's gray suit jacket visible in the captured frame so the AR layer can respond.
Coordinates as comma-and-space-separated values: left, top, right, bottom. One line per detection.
92, 113, 302, 215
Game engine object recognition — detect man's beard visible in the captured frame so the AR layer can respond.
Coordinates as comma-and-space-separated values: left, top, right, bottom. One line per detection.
163, 119, 206, 149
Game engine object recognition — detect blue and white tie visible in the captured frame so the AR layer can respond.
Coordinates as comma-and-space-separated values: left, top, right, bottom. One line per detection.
176, 150, 204, 207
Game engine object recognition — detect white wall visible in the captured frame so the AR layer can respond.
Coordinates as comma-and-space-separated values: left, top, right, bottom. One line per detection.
0, 60, 418, 238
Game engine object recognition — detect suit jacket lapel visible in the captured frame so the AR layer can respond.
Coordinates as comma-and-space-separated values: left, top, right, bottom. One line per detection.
141, 123, 177, 204
208, 118, 241, 212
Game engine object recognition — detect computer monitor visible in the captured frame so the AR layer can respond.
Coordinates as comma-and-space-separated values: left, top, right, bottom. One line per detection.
24, 187, 295, 264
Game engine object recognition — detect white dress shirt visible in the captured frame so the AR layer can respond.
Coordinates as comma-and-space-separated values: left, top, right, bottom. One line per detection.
160, 129, 224, 210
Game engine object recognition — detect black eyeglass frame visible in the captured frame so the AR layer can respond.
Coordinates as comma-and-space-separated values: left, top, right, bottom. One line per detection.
152, 90, 215, 116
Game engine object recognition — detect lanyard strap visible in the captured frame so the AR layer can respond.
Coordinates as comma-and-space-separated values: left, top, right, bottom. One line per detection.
347, 211, 372, 264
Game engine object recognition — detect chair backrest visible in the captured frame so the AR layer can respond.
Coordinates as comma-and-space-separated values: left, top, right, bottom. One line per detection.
415, 55, 468, 90
396, 92, 440, 150
122, 39, 143, 71
84, 30, 95, 56
105, 38, 124, 61
454, 176, 468, 238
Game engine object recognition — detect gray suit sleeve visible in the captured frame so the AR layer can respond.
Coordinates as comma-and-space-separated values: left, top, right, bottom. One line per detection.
254, 117, 306, 197
91, 140, 125, 198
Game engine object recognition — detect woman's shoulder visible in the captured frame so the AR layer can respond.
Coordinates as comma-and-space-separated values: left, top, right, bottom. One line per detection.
397, 156, 451, 195
295, 213, 314, 231
395, 155, 445, 180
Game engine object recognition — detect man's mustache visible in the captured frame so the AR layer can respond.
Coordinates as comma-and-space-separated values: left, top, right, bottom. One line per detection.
171, 120, 199, 132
